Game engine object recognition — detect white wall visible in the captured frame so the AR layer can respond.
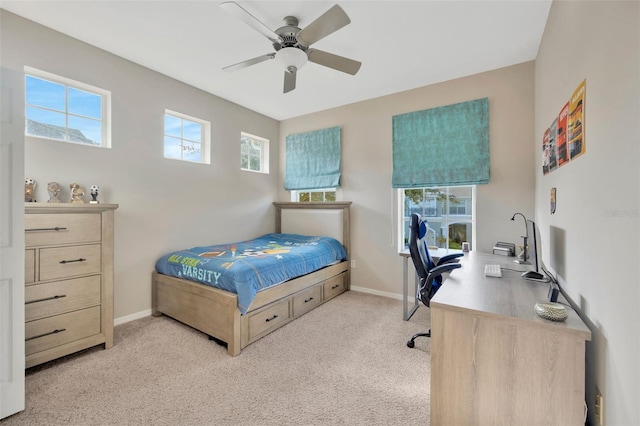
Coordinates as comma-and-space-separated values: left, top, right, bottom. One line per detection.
1, 10, 280, 320
535, 1, 640, 424
279, 62, 536, 298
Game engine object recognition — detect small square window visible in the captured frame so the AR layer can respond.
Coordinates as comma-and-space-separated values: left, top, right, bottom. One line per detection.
164, 110, 211, 164
24, 67, 111, 148
241, 132, 269, 173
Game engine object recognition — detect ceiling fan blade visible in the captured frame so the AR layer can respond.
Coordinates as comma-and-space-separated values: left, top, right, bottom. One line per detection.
296, 4, 351, 47
220, 1, 283, 45
283, 67, 297, 93
307, 49, 361, 75
223, 53, 275, 72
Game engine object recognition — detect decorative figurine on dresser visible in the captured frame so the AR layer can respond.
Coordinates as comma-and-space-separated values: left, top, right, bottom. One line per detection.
89, 185, 99, 204
46, 182, 62, 203
24, 202, 119, 368
25, 178, 36, 202
69, 183, 85, 203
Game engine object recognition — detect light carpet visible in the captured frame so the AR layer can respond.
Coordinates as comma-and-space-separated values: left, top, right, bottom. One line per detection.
2, 291, 431, 425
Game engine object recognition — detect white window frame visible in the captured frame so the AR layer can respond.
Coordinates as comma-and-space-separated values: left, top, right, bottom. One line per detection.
164, 109, 211, 164
290, 188, 337, 202
24, 66, 111, 148
397, 186, 476, 251
240, 132, 269, 174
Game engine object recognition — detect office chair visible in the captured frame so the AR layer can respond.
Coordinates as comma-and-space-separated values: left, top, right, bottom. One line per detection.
407, 213, 463, 348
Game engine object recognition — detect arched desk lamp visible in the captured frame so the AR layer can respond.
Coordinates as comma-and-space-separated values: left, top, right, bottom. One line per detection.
511, 212, 530, 265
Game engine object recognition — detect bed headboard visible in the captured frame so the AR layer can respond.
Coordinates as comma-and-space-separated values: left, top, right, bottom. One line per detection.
273, 202, 351, 256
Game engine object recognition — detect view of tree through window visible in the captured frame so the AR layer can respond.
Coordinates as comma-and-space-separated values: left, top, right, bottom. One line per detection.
164, 110, 209, 164
241, 132, 269, 173
402, 186, 473, 250
293, 189, 336, 202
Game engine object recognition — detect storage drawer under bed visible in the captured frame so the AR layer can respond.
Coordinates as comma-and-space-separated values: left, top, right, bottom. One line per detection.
245, 298, 291, 343
292, 283, 322, 316
323, 274, 346, 301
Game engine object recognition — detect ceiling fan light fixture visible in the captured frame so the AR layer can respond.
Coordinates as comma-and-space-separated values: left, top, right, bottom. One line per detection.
275, 47, 307, 71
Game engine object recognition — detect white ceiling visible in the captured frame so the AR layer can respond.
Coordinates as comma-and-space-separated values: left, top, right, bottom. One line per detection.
1, 0, 551, 121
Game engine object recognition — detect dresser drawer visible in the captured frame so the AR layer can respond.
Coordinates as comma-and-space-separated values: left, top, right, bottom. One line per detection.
25, 249, 36, 284
323, 274, 346, 301
39, 244, 101, 281
247, 298, 291, 341
293, 283, 322, 316
25, 213, 101, 247
25, 306, 101, 356
25, 275, 101, 322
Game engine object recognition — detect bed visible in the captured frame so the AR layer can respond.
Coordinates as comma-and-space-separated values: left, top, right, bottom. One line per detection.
151, 201, 351, 356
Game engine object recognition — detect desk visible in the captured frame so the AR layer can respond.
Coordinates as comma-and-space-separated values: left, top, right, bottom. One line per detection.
398, 248, 462, 320
430, 252, 591, 426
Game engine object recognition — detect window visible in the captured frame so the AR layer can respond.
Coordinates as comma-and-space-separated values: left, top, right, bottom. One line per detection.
25, 67, 111, 147
241, 132, 269, 173
400, 186, 474, 250
164, 110, 210, 164
291, 189, 336, 202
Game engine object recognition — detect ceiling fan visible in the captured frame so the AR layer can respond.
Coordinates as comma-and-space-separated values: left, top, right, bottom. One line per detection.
220, 2, 362, 93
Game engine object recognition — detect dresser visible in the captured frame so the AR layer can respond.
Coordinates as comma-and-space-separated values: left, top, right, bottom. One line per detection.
24, 203, 118, 368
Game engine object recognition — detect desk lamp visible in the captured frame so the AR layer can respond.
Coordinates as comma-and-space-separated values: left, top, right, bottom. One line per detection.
511, 212, 530, 264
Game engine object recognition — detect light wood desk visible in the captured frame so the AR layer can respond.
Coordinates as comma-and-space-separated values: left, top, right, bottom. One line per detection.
430, 251, 591, 426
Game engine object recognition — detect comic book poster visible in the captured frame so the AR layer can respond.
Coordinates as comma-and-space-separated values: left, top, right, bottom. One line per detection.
568, 79, 586, 159
556, 102, 570, 167
547, 117, 558, 173
542, 127, 551, 175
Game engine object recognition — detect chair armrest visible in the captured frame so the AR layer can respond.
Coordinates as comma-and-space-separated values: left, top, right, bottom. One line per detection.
420, 263, 462, 306
429, 262, 462, 277
436, 253, 464, 266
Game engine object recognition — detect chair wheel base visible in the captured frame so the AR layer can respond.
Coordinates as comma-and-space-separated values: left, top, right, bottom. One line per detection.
406, 330, 431, 349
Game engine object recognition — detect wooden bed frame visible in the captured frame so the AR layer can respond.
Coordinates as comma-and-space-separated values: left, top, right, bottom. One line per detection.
152, 202, 351, 356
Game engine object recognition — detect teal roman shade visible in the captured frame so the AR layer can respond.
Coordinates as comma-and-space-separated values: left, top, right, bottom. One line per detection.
392, 98, 489, 188
284, 126, 341, 191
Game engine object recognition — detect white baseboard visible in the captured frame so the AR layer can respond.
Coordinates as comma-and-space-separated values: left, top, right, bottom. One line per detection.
114, 309, 152, 326
350, 285, 403, 301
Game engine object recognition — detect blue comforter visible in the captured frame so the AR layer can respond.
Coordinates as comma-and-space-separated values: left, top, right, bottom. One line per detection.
155, 233, 347, 314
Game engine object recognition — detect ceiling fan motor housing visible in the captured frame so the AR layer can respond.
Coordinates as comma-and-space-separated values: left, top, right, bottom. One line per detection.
273, 16, 308, 71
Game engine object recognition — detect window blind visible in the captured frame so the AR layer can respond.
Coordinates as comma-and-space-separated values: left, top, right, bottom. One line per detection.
392, 98, 489, 188
284, 126, 341, 191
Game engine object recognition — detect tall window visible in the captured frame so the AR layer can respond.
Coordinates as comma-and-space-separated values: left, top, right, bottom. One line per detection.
241, 132, 269, 173
25, 67, 111, 147
164, 110, 210, 164
291, 189, 336, 202
400, 186, 474, 250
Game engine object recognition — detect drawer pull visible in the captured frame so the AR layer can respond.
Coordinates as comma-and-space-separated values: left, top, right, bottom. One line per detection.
59, 258, 86, 264
25, 227, 68, 232
265, 314, 278, 322
25, 328, 66, 341
304, 297, 315, 303
26, 294, 67, 305
331, 284, 340, 290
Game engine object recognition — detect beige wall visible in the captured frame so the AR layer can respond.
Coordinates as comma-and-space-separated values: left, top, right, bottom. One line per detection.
280, 62, 536, 298
535, 1, 639, 425
1, 10, 280, 320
